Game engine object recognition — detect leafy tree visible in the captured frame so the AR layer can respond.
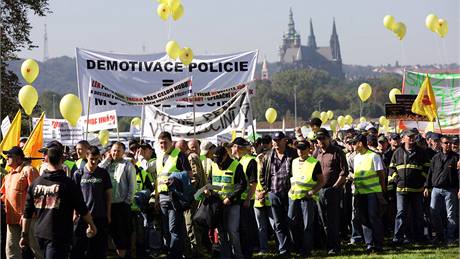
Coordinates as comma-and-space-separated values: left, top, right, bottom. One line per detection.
1, 0, 50, 123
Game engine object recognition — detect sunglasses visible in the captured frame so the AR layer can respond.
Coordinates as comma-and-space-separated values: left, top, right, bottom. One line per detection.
441, 142, 451, 145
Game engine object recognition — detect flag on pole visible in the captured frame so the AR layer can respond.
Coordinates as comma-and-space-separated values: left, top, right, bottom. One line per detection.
411, 75, 438, 122
0, 110, 22, 158
22, 112, 45, 169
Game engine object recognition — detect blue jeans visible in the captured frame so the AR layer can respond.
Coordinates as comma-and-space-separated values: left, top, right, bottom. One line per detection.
350, 195, 363, 243
288, 198, 316, 255
318, 187, 342, 252
268, 192, 290, 255
37, 238, 70, 259
160, 200, 185, 258
394, 192, 424, 242
254, 206, 270, 252
430, 187, 459, 241
219, 204, 243, 259
354, 193, 384, 249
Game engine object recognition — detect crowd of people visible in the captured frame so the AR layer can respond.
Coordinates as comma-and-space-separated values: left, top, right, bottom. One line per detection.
0, 117, 459, 259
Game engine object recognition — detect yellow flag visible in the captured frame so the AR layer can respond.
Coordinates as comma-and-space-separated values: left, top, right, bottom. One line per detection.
23, 112, 45, 169
411, 75, 438, 122
0, 110, 22, 158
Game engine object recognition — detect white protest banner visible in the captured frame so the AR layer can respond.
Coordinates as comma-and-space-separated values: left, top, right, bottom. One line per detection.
79, 110, 118, 132
401, 71, 460, 134
143, 89, 252, 139
1, 116, 11, 138
76, 48, 258, 116
33, 118, 84, 146
89, 77, 192, 106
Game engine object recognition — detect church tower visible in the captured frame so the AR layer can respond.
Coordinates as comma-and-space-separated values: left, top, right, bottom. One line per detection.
307, 18, 317, 49
329, 18, 341, 62
279, 8, 301, 61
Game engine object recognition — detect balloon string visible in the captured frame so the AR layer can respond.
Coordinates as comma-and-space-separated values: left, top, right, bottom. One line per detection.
399, 40, 406, 67
168, 17, 172, 40
441, 39, 448, 72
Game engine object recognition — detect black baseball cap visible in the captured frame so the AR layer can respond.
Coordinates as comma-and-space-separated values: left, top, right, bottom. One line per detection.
390, 133, 401, 140
232, 137, 251, 147
213, 146, 228, 159
403, 129, 418, 137
3, 146, 25, 158
38, 140, 63, 154
273, 132, 286, 140
316, 128, 330, 138
295, 140, 310, 150
430, 133, 441, 141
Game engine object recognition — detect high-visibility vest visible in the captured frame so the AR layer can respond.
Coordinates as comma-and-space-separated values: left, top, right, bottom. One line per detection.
354, 150, 382, 195
76, 158, 86, 170
135, 161, 154, 193
64, 160, 76, 171
288, 157, 319, 201
211, 160, 239, 200
239, 154, 255, 201
254, 160, 271, 208
156, 148, 180, 193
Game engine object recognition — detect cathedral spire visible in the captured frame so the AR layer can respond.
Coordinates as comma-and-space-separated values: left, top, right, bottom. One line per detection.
330, 18, 341, 61
307, 18, 317, 49
287, 8, 296, 38
261, 58, 269, 80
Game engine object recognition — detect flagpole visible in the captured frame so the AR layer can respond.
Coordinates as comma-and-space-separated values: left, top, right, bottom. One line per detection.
140, 105, 145, 141
244, 84, 257, 142
192, 93, 196, 138
85, 94, 91, 141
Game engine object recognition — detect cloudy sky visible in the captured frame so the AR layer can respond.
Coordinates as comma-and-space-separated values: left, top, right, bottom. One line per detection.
21, 0, 459, 66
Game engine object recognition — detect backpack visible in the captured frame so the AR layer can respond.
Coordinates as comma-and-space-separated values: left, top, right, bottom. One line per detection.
168, 171, 196, 210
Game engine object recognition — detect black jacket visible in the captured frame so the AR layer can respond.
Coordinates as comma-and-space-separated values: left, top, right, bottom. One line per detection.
426, 151, 459, 189
389, 146, 430, 192
259, 147, 298, 192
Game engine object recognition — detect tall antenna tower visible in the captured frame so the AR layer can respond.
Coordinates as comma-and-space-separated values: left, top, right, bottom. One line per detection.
43, 24, 49, 61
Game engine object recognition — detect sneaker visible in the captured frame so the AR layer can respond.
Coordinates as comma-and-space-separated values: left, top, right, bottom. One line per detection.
327, 249, 340, 256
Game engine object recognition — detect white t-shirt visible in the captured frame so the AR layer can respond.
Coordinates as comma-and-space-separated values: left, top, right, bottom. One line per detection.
353, 150, 384, 173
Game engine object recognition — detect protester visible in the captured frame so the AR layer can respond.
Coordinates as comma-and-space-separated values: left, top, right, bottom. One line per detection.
200, 141, 216, 178
72, 146, 112, 259
0, 147, 42, 259
20, 147, 97, 259
99, 142, 136, 259
75, 140, 90, 171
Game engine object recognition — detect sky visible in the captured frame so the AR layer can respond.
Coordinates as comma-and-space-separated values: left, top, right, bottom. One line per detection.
21, 0, 459, 66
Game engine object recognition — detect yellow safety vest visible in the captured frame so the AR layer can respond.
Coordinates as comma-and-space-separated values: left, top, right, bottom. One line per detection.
239, 154, 255, 201
156, 148, 180, 193
254, 158, 271, 207
354, 150, 382, 195
289, 157, 319, 201
211, 160, 239, 200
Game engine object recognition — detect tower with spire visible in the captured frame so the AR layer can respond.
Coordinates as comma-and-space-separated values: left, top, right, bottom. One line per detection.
261, 58, 269, 80
277, 9, 343, 78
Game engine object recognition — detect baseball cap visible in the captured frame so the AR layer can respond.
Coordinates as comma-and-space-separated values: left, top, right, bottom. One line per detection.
316, 128, 330, 138
140, 143, 153, 150
200, 141, 216, 156
38, 140, 63, 154
273, 132, 286, 140
295, 140, 310, 150
390, 133, 401, 140
213, 146, 228, 159
232, 137, 251, 147
3, 146, 25, 158
378, 135, 388, 143
402, 129, 418, 137
308, 117, 322, 127
430, 133, 441, 141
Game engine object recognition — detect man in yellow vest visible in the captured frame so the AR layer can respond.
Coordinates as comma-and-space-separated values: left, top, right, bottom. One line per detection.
156, 132, 191, 258
207, 146, 247, 259
288, 140, 324, 257
351, 134, 386, 253
231, 137, 258, 259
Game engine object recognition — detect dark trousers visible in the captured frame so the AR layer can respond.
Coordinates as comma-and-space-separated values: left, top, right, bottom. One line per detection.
268, 192, 290, 255
160, 200, 185, 259
240, 201, 258, 259
288, 198, 316, 255
355, 193, 384, 249
38, 238, 70, 259
394, 192, 424, 242
71, 218, 108, 259
318, 187, 342, 252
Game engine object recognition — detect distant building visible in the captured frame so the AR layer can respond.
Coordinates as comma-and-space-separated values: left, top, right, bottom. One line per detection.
261, 58, 269, 80
277, 8, 343, 78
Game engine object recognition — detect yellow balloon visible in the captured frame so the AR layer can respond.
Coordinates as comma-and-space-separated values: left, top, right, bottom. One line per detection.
157, 0, 167, 3
131, 117, 142, 129
311, 111, 320, 119
157, 3, 170, 21
98, 130, 109, 146
60, 94, 82, 127
345, 115, 353, 125
389, 88, 401, 104
379, 116, 386, 125
18, 85, 38, 115
265, 108, 277, 124
383, 15, 395, 30
358, 83, 372, 102
425, 14, 439, 32
359, 117, 366, 123
21, 59, 40, 84
320, 111, 328, 123
330, 120, 338, 132
307, 131, 315, 140
436, 19, 448, 38
392, 22, 406, 40
167, 0, 180, 10
165, 40, 181, 59
337, 115, 345, 128
172, 3, 184, 21
327, 110, 334, 120
179, 47, 194, 66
